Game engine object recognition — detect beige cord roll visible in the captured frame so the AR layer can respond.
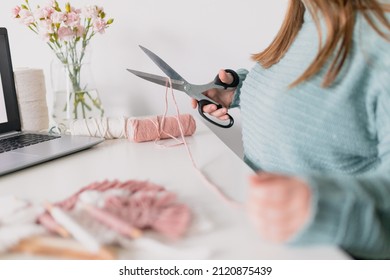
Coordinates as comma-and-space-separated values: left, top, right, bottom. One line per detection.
14, 68, 49, 131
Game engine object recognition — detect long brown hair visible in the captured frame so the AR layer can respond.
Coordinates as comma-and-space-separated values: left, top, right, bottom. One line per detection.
252, 0, 390, 87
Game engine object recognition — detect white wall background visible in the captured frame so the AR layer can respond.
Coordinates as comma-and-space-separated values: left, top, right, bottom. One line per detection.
0, 0, 287, 157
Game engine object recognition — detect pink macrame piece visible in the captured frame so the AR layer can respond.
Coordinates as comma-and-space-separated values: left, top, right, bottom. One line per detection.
38, 180, 191, 239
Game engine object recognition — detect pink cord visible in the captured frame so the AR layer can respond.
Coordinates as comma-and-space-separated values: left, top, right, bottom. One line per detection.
161, 78, 243, 209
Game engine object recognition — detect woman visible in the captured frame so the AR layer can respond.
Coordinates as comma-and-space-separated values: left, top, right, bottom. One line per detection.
193, 0, 390, 259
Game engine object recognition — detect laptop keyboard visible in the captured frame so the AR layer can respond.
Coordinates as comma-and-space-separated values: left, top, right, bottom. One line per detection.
0, 133, 60, 153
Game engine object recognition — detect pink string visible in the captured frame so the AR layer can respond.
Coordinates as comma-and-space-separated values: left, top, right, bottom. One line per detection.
151, 84, 188, 147
161, 78, 243, 209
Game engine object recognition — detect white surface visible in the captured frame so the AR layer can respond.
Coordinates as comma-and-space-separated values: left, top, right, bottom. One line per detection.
0, 0, 288, 157
0, 118, 349, 260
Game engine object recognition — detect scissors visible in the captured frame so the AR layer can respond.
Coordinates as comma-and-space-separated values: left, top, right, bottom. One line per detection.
127, 46, 239, 128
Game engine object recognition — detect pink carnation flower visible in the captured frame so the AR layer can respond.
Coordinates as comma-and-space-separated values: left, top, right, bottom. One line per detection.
82, 6, 99, 19
35, 6, 54, 19
57, 26, 74, 41
39, 19, 54, 34
12, 6, 21, 18
51, 11, 66, 24
13, 1, 113, 57
93, 18, 106, 34
65, 11, 80, 27
75, 25, 85, 38
18, 9, 35, 26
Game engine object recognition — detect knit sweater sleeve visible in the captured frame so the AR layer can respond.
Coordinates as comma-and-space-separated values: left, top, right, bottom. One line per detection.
288, 62, 390, 259
229, 68, 249, 108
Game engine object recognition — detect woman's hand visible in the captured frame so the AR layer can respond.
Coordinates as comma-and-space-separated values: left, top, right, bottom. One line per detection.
191, 69, 236, 121
247, 172, 312, 243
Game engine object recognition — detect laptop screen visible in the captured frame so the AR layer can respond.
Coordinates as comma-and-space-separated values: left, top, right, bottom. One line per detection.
0, 28, 21, 133
0, 75, 7, 124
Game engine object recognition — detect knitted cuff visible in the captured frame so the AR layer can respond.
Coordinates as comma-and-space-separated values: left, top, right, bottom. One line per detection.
230, 68, 249, 109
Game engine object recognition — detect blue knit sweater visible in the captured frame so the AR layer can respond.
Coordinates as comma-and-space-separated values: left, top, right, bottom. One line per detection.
231, 11, 390, 259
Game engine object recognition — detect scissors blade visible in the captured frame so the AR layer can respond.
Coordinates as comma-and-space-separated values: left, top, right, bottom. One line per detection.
127, 69, 185, 91
139, 45, 187, 82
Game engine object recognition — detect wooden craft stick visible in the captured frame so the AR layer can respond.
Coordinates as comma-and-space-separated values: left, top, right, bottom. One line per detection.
10, 236, 116, 260
38, 213, 70, 238
82, 203, 142, 239
45, 203, 101, 252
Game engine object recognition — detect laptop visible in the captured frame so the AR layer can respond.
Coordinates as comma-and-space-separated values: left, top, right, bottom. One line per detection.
0, 27, 104, 176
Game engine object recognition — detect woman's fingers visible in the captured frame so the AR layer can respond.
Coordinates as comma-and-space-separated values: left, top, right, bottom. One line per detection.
203, 104, 227, 115
219, 69, 234, 84
202, 104, 229, 120
193, 101, 230, 120
191, 69, 235, 115
191, 98, 198, 109
247, 173, 311, 243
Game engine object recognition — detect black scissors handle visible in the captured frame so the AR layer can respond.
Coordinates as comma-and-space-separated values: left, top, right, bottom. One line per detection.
197, 100, 234, 128
214, 69, 240, 89
197, 69, 239, 128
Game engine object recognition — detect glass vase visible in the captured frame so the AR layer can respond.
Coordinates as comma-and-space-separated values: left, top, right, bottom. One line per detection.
51, 52, 104, 127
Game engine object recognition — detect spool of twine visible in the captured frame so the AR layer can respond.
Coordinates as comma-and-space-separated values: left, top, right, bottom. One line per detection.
127, 114, 196, 142
14, 68, 49, 131
69, 114, 197, 142
69, 117, 127, 139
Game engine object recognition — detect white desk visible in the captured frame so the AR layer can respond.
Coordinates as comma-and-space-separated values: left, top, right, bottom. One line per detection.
0, 118, 349, 259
